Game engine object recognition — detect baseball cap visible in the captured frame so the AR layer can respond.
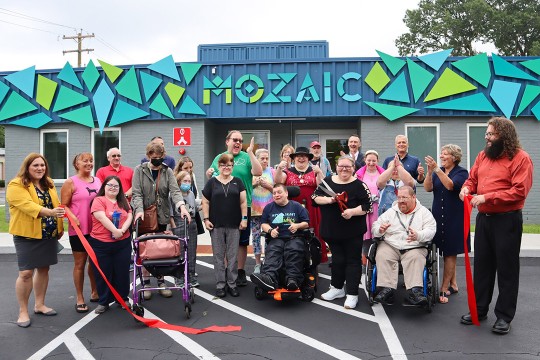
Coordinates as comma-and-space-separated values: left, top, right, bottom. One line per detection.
310, 141, 321, 148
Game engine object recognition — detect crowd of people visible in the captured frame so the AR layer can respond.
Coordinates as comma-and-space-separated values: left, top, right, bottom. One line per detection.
6, 117, 533, 335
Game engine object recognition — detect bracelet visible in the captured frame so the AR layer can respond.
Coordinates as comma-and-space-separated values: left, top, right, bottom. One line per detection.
203, 217, 209, 221
242, 215, 248, 221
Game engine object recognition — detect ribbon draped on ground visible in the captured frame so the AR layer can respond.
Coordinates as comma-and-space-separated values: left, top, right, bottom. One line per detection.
463, 195, 480, 326
66, 214, 241, 334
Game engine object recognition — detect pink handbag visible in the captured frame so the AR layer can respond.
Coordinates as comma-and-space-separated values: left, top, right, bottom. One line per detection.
138, 234, 180, 260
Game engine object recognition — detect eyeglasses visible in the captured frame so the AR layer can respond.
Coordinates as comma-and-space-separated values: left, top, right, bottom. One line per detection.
111, 154, 121, 158
397, 196, 412, 201
229, 138, 243, 143
106, 183, 120, 189
337, 165, 353, 170
485, 132, 499, 138
219, 164, 233, 168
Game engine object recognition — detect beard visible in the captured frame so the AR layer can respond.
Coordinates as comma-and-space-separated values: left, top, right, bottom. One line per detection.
484, 138, 504, 159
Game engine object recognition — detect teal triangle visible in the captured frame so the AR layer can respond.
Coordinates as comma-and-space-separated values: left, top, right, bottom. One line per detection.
180, 63, 202, 86
204, 77, 217, 89
376, 50, 406, 76
109, 100, 149, 126
262, 92, 281, 103
178, 95, 206, 115
58, 106, 95, 127
530, 101, 540, 121
492, 54, 537, 81
364, 101, 419, 121
10, 113, 52, 128
94, 80, 115, 132
0, 91, 37, 121
490, 80, 521, 119
0, 81, 9, 104
407, 59, 434, 102
452, 53, 491, 87
140, 72, 162, 102
149, 93, 174, 119
425, 93, 496, 112
82, 60, 100, 92
279, 73, 296, 83
300, 74, 314, 90
417, 49, 452, 71
5, 66, 36, 97
52, 86, 89, 112
57, 62, 83, 89
115, 66, 142, 104
148, 55, 180, 81
521, 59, 540, 76
516, 85, 540, 116
380, 72, 410, 103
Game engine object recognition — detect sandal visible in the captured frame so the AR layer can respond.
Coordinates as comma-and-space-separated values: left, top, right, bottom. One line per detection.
439, 292, 449, 304
75, 303, 89, 313
446, 286, 458, 295
90, 297, 99, 303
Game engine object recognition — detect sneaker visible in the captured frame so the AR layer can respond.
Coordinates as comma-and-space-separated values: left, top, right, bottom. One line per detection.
344, 295, 358, 309
190, 277, 200, 288
236, 269, 248, 287
142, 283, 152, 300
253, 264, 261, 274
374, 287, 394, 305
94, 304, 109, 314
216, 288, 226, 298
407, 287, 427, 306
321, 285, 346, 301
286, 278, 299, 291
250, 273, 276, 291
158, 283, 173, 298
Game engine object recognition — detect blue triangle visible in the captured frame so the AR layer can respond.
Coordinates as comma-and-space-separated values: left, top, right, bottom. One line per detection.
5, 66, 36, 97
93, 79, 115, 132
490, 80, 521, 119
178, 95, 206, 115
140, 72, 162, 102
425, 93, 496, 112
10, 113, 52, 128
417, 49, 453, 71
380, 72, 410, 103
109, 100, 149, 126
492, 54, 537, 81
0, 81, 9, 104
148, 55, 180, 81
57, 62, 83, 89
530, 101, 540, 121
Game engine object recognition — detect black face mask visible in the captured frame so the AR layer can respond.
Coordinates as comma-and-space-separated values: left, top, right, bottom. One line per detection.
150, 158, 164, 167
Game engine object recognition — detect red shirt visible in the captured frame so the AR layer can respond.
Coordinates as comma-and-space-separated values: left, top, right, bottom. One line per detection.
464, 149, 533, 214
90, 196, 132, 242
95, 164, 134, 195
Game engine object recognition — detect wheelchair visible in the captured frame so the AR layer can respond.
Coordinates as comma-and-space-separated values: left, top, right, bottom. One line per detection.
364, 237, 439, 312
253, 228, 321, 302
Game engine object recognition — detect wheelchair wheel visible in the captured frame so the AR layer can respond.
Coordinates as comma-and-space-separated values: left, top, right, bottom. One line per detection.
189, 287, 195, 304
301, 287, 315, 302
185, 303, 191, 319
254, 286, 265, 300
132, 304, 144, 322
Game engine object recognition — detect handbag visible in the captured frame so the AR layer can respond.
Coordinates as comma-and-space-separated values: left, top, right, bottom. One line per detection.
138, 233, 181, 259
138, 169, 161, 235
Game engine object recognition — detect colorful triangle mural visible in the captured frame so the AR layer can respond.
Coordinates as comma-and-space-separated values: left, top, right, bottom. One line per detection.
0, 91, 37, 121
57, 62, 83, 89
365, 62, 391, 94
417, 49, 453, 71
376, 50, 406, 76
365, 101, 419, 121
148, 55, 180, 81
140, 72, 162, 102
5, 66, 35, 97
58, 106, 94, 127
98, 60, 124, 83
425, 93, 495, 112
424, 68, 477, 102
452, 53, 491, 87
180, 63, 203, 85
178, 95, 206, 115
36, 75, 58, 110
492, 54, 537, 81
490, 80, 521, 119
10, 113, 52, 128
149, 93, 174, 119
380, 72, 410, 103
52, 86, 89, 112
82, 60, 100, 92
109, 100, 149, 126
516, 85, 540, 116
115, 66, 142, 104
407, 59, 434, 103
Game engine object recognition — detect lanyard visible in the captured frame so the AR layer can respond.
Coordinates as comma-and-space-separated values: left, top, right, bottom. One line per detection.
395, 210, 416, 232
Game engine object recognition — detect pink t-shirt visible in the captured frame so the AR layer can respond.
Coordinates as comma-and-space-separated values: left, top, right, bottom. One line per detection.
90, 196, 132, 242
67, 176, 101, 236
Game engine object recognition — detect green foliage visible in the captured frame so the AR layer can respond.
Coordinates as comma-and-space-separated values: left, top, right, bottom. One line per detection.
396, 0, 540, 56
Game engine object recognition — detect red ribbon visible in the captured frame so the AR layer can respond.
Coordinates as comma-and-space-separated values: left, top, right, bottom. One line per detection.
335, 192, 349, 213
463, 195, 480, 326
66, 214, 241, 334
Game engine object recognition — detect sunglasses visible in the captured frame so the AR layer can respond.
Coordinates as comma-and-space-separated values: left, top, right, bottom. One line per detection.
229, 138, 243, 144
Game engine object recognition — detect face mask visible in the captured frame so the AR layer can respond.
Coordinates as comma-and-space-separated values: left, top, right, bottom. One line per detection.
150, 158, 164, 166
180, 183, 191, 192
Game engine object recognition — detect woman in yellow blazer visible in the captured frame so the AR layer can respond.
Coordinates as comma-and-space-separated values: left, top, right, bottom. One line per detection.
6, 153, 65, 328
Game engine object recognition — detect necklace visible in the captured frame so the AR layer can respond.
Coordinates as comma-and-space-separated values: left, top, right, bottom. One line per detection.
221, 180, 231, 197
296, 166, 308, 184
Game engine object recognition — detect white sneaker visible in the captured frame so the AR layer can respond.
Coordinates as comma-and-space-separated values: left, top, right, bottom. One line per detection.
142, 284, 152, 300
158, 283, 173, 298
321, 285, 346, 301
253, 264, 261, 274
344, 295, 358, 309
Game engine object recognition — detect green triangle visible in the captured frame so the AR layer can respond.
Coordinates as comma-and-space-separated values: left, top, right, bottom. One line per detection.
98, 59, 124, 83
516, 84, 540, 116
10, 113, 52, 128
52, 86, 89, 112
492, 54, 537, 81
365, 62, 391, 94
149, 93, 174, 119
109, 100, 149, 126
82, 60, 100, 91
407, 59, 434, 102
364, 101, 419, 121
115, 66, 142, 104
424, 68, 477, 102
0, 92, 37, 121
180, 63, 202, 85
521, 59, 540, 76
164, 82, 185, 106
425, 93, 496, 112
376, 50, 406, 76
178, 95, 206, 115
452, 53, 491, 87
57, 61, 83, 89
0, 81, 9, 104
58, 105, 95, 127
36, 75, 58, 110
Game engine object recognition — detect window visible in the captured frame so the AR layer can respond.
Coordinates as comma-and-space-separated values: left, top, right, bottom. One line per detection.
92, 128, 120, 171
236, 130, 270, 155
40, 130, 68, 180
405, 124, 439, 167
467, 124, 487, 170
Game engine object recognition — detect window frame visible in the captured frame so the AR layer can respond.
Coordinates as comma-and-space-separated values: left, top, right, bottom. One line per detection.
404, 123, 440, 166
235, 129, 270, 155
467, 123, 487, 170
91, 127, 121, 174
40, 128, 69, 183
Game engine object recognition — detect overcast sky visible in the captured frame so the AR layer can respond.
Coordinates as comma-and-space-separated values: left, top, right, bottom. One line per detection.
1, 0, 423, 71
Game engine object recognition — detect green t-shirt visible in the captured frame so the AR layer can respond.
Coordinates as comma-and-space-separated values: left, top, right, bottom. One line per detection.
211, 151, 254, 206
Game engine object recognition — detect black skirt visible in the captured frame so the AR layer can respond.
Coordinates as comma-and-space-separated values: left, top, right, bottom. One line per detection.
13, 235, 58, 271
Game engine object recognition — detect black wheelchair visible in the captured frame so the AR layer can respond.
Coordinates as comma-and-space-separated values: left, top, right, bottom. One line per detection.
364, 237, 439, 312
253, 228, 321, 302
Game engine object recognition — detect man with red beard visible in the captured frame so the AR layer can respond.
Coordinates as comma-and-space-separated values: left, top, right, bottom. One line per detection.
459, 117, 533, 335
206, 131, 262, 287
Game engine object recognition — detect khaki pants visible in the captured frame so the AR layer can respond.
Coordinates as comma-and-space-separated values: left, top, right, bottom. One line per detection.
375, 241, 427, 290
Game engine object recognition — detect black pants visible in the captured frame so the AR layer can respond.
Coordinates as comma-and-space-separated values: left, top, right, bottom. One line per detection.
262, 237, 304, 285
327, 236, 363, 295
474, 211, 522, 322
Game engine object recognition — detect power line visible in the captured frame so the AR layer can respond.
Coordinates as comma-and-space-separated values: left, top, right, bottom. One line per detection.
0, 7, 76, 30
95, 35, 131, 61
0, 18, 59, 35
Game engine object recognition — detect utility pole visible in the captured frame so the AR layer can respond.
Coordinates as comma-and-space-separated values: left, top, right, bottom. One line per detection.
63, 29, 95, 67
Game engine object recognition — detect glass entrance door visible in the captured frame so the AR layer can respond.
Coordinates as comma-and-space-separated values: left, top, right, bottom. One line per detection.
296, 130, 353, 173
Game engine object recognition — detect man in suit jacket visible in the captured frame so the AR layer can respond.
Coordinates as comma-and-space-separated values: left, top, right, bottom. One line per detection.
340, 134, 365, 171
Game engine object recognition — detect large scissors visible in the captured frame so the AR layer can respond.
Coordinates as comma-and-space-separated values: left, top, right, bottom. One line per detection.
318, 180, 348, 213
